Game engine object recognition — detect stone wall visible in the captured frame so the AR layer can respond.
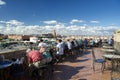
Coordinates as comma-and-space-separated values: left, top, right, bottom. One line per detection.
114, 32, 120, 54
114, 42, 120, 53
0, 49, 26, 59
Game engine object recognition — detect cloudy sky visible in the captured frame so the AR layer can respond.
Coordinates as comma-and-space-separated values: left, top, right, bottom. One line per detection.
0, 0, 120, 36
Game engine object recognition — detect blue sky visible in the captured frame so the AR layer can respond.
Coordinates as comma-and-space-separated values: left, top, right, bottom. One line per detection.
0, 0, 120, 35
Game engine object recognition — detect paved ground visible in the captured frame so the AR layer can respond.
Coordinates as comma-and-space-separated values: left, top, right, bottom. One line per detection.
52, 48, 111, 80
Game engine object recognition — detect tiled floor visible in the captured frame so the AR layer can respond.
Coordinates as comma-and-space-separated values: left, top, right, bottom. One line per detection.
53, 48, 111, 80
10, 48, 111, 80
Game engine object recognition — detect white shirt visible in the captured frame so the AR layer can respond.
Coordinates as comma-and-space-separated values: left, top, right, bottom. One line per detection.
67, 41, 72, 49
56, 43, 64, 55
38, 42, 48, 48
74, 41, 78, 47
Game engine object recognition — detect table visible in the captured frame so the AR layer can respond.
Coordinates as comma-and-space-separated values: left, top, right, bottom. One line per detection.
103, 54, 120, 59
0, 60, 13, 69
103, 54, 120, 70
102, 45, 113, 49
101, 48, 116, 54
106, 55, 120, 79
0, 60, 13, 80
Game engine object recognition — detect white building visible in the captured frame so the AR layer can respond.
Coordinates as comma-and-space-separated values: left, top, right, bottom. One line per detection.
30, 37, 38, 43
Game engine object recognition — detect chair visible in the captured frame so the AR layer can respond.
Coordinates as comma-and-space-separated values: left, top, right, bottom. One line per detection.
30, 64, 52, 80
91, 48, 106, 72
10, 57, 27, 80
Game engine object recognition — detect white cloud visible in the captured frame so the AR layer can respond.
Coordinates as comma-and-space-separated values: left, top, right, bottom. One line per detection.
0, 19, 119, 36
70, 19, 84, 24
0, 0, 6, 6
43, 20, 57, 24
0, 20, 5, 23
6, 20, 24, 25
90, 20, 99, 23
0, 20, 24, 26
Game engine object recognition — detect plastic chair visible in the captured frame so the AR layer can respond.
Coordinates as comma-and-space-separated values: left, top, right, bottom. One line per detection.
91, 48, 106, 72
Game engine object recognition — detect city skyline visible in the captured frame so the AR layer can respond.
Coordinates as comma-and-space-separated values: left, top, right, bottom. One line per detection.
0, 0, 120, 35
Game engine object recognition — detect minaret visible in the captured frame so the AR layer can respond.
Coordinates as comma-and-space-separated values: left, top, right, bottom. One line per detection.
53, 30, 57, 39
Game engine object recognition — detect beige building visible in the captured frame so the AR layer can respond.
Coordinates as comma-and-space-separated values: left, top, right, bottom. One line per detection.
8, 34, 33, 41
0, 34, 4, 39
113, 29, 120, 53
41, 33, 54, 38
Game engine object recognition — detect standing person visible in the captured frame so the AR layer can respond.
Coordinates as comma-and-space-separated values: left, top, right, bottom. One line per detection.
77, 39, 84, 53
71, 39, 76, 55
111, 38, 114, 46
61, 40, 65, 55
73, 39, 79, 54
89, 38, 95, 48
108, 37, 114, 46
83, 38, 88, 51
98, 38, 102, 47
38, 39, 48, 49
56, 39, 64, 62
66, 39, 72, 55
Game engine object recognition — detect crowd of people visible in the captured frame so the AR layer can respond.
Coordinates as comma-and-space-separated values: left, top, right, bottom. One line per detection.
26, 38, 105, 72
0, 37, 114, 80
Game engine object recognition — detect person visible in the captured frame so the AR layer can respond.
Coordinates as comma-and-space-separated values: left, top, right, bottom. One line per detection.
56, 39, 64, 62
73, 39, 79, 54
26, 49, 48, 77
40, 45, 52, 63
83, 38, 88, 51
26, 48, 31, 56
66, 39, 72, 55
38, 39, 48, 49
27, 50, 45, 68
77, 39, 84, 53
61, 40, 65, 54
71, 39, 77, 55
98, 38, 102, 47
108, 38, 114, 46
89, 38, 95, 48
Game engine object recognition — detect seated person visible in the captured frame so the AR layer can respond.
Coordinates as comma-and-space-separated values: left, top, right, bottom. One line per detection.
40, 45, 52, 63
27, 50, 45, 68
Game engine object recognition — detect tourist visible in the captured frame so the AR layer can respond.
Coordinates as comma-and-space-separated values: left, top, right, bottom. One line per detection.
40, 45, 52, 63
83, 38, 88, 51
66, 39, 72, 55
89, 38, 95, 48
38, 39, 48, 49
98, 38, 102, 47
108, 37, 114, 46
56, 39, 64, 62
73, 39, 79, 54
27, 50, 45, 70
77, 39, 84, 53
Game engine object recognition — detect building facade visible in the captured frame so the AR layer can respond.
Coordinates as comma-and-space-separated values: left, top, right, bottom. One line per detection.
8, 34, 33, 41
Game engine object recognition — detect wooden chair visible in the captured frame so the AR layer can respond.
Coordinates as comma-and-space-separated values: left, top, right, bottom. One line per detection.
91, 48, 106, 72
